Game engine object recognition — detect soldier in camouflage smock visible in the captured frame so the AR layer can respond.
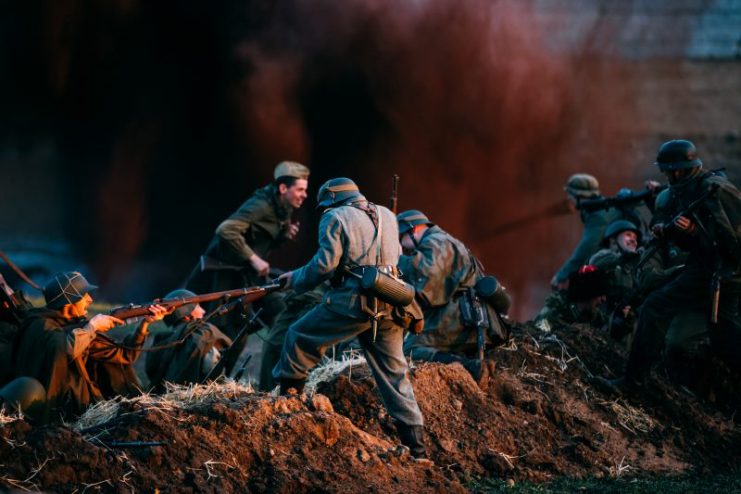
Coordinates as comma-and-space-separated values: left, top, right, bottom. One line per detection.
274, 178, 427, 459
396, 210, 509, 381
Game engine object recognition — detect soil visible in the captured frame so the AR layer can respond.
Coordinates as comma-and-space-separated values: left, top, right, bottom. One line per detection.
1, 322, 739, 493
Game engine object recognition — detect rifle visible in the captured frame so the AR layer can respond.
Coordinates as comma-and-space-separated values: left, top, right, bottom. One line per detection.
577, 185, 667, 214
202, 309, 263, 383
109, 283, 281, 321
390, 174, 399, 214
460, 288, 489, 361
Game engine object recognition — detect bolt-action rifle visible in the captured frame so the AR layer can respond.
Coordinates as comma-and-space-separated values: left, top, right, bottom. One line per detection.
577, 185, 667, 214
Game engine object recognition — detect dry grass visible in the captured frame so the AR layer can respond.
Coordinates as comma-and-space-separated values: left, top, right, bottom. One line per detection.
305, 349, 367, 394
73, 379, 254, 433
597, 398, 656, 434
0, 408, 23, 426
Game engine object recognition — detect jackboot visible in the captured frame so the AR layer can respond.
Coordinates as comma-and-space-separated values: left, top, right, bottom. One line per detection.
395, 422, 427, 459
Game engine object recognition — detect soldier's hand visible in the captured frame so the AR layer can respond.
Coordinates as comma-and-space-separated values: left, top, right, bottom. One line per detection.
651, 223, 666, 239
645, 180, 662, 194
88, 314, 125, 332
673, 215, 697, 235
550, 274, 568, 291
278, 271, 293, 290
249, 254, 270, 277
286, 221, 300, 240
144, 304, 171, 323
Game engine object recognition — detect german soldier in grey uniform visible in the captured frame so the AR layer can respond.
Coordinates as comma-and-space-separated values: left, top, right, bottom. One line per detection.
274, 178, 427, 458
396, 210, 509, 381
604, 140, 741, 392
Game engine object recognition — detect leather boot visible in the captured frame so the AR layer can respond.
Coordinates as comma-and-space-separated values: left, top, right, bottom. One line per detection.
279, 377, 305, 396
395, 422, 427, 459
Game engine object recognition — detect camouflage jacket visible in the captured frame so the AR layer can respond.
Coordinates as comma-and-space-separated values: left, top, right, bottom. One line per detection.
655, 170, 741, 275
534, 290, 608, 330
555, 206, 623, 283
399, 226, 504, 352
205, 184, 293, 266
292, 201, 401, 318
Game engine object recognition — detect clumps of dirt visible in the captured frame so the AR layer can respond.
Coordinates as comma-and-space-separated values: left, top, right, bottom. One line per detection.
0, 383, 463, 493
319, 323, 741, 483
1, 323, 740, 492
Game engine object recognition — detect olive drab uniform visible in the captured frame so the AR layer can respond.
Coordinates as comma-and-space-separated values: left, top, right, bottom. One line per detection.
399, 226, 508, 359
274, 196, 424, 430
627, 169, 741, 380
145, 319, 232, 391
15, 308, 146, 418
193, 183, 291, 336
534, 290, 608, 331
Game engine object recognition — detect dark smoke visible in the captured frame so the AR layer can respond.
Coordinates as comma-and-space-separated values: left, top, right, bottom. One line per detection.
1, 0, 640, 316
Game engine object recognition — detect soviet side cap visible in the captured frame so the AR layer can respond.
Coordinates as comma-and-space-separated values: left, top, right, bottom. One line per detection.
44, 271, 98, 309
274, 161, 310, 180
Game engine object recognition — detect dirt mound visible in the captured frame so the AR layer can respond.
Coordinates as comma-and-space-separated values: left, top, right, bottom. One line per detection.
0, 386, 463, 493
1, 324, 740, 492
319, 324, 741, 483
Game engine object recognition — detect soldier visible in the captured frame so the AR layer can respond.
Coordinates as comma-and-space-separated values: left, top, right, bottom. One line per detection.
396, 210, 508, 382
604, 139, 741, 392
257, 283, 327, 391
535, 265, 609, 331
551, 174, 623, 290
273, 178, 428, 459
14, 271, 168, 419
145, 289, 232, 391
190, 161, 309, 386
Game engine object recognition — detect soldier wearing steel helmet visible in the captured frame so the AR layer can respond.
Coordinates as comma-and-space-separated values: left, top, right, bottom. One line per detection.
14, 272, 169, 419
145, 289, 232, 392
601, 139, 741, 393
273, 178, 428, 459
188, 161, 309, 387
396, 210, 509, 383
550, 174, 624, 290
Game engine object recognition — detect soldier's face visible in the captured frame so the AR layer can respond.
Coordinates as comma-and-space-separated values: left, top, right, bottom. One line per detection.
279, 179, 309, 209
616, 231, 638, 253
69, 293, 93, 318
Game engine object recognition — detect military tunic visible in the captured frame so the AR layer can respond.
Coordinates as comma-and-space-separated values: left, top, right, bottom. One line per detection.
627, 170, 741, 379
554, 206, 623, 284
274, 201, 424, 427
398, 226, 506, 358
534, 290, 608, 330
145, 320, 232, 391
15, 309, 145, 418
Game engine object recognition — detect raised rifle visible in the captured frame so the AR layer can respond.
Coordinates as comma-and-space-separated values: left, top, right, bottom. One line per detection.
390, 174, 399, 214
108, 283, 281, 321
577, 185, 667, 214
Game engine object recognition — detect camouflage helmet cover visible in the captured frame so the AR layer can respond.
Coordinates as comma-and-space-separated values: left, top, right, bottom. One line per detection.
564, 173, 600, 198
316, 177, 364, 208
654, 139, 703, 171
397, 209, 433, 234
273, 161, 310, 180
44, 271, 98, 309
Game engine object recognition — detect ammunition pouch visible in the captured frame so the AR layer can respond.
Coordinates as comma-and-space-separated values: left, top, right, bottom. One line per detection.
475, 276, 512, 315
392, 299, 425, 335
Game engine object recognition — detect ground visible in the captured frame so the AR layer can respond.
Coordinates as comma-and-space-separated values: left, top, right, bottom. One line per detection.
1, 321, 739, 493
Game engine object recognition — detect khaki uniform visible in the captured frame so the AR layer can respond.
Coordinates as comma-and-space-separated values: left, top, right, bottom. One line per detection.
274, 201, 424, 427
15, 309, 145, 418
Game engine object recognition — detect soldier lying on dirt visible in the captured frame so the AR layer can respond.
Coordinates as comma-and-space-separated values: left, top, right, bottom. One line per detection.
535, 265, 609, 331
13, 271, 168, 420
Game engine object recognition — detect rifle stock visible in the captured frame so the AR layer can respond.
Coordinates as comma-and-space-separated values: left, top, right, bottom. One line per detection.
109, 283, 282, 320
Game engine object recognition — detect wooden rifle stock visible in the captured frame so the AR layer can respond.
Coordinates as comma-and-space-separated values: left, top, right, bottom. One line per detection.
109, 283, 282, 320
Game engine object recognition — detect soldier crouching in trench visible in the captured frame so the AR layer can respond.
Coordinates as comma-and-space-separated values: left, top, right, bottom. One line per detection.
272, 178, 429, 460
13, 271, 168, 420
